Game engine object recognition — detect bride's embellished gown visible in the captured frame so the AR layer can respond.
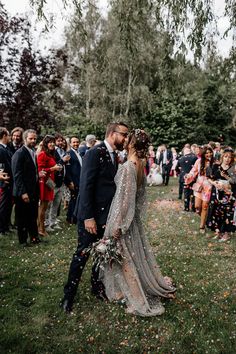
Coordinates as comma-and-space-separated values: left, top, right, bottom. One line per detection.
100, 160, 176, 316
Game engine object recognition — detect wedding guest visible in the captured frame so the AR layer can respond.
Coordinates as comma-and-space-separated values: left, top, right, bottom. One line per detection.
176, 147, 197, 209
157, 144, 173, 186
214, 142, 221, 163
185, 146, 214, 233
60, 122, 128, 313
0, 127, 13, 236
79, 134, 96, 157
37, 135, 61, 237
64, 136, 82, 224
155, 145, 163, 173
207, 148, 236, 242
147, 163, 163, 186
170, 147, 178, 177
12, 129, 41, 245
8, 127, 24, 155
46, 133, 70, 231
61, 138, 71, 211
147, 145, 155, 171
191, 144, 198, 155
195, 145, 203, 158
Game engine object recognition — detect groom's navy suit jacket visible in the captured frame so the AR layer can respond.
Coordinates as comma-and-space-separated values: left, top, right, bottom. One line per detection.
77, 141, 117, 226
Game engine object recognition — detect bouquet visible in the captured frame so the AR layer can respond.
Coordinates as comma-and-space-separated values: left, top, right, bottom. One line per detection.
90, 237, 124, 271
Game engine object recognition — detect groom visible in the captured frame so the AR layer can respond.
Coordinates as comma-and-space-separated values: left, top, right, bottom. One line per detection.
61, 122, 129, 313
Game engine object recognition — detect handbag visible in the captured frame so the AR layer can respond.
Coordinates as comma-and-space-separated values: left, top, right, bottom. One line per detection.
192, 181, 203, 193
45, 177, 56, 190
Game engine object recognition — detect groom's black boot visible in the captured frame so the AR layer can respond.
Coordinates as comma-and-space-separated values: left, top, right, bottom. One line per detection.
60, 297, 73, 314
90, 263, 108, 301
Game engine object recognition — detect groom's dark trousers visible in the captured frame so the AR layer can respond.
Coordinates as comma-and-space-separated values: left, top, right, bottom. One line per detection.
63, 221, 105, 303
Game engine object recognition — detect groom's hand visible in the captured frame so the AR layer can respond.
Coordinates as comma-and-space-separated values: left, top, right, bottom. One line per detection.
85, 218, 97, 235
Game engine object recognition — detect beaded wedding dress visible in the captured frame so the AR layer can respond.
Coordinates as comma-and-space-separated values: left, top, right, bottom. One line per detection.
100, 161, 175, 316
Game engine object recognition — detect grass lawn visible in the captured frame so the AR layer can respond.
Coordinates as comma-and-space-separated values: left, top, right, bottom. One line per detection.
0, 178, 236, 354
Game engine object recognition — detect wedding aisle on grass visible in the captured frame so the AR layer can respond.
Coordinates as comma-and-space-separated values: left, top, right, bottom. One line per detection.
0, 178, 235, 353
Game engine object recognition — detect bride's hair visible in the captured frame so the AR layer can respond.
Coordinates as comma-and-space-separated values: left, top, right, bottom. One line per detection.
128, 129, 150, 187
128, 129, 150, 158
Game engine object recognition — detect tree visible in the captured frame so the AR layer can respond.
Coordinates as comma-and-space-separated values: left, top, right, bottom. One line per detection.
29, 0, 236, 60
0, 3, 66, 132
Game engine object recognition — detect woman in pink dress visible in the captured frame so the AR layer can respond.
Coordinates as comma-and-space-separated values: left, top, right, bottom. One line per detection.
185, 146, 214, 233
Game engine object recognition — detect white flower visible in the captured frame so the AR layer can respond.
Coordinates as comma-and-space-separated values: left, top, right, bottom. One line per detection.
96, 239, 111, 253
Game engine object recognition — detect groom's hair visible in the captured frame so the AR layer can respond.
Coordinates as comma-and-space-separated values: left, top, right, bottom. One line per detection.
105, 122, 128, 137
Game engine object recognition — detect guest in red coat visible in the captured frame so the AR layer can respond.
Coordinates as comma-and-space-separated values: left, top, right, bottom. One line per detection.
37, 135, 62, 236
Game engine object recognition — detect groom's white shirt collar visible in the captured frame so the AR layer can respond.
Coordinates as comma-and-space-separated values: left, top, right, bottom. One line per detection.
104, 139, 114, 153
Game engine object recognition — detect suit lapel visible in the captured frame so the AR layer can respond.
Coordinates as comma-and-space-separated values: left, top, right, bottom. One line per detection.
71, 149, 82, 166
23, 146, 37, 168
100, 142, 117, 176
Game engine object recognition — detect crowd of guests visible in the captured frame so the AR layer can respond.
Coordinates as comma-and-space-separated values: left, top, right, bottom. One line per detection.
0, 125, 235, 246
147, 142, 236, 242
0, 126, 97, 246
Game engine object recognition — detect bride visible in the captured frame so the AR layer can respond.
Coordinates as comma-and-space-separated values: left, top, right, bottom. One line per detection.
95, 129, 176, 316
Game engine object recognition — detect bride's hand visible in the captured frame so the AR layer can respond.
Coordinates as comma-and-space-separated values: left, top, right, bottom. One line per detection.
113, 229, 121, 240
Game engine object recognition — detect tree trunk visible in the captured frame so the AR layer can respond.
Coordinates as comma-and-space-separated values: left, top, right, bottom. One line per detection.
85, 69, 91, 120
125, 64, 132, 117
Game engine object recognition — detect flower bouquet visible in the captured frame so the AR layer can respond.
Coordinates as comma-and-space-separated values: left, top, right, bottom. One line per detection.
90, 237, 124, 271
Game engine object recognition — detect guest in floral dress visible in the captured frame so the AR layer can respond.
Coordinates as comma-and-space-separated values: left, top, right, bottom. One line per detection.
185, 146, 214, 233
207, 148, 236, 242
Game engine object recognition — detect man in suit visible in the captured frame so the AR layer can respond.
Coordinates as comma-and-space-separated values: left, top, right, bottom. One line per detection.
64, 136, 82, 224
0, 127, 13, 235
158, 144, 173, 186
78, 134, 96, 157
8, 127, 24, 155
176, 147, 198, 211
61, 122, 129, 313
11, 129, 42, 246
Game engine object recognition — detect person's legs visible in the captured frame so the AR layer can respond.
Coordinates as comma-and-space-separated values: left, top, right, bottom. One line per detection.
0, 186, 12, 233
165, 166, 171, 186
66, 189, 78, 224
190, 192, 196, 212
183, 185, 191, 210
162, 164, 167, 185
62, 221, 104, 311
179, 181, 184, 200
27, 199, 40, 242
195, 197, 202, 216
200, 201, 209, 230
38, 200, 49, 235
48, 187, 62, 227
15, 197, 28, 244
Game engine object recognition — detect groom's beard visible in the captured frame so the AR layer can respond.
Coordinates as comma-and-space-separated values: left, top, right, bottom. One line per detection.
115, 142, 125, 151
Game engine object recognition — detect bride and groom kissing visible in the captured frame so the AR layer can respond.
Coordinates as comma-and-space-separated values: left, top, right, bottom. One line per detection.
60, 122, 176, 316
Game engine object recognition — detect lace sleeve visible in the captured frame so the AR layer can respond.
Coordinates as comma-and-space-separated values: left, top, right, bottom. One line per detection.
104, 161, 137, 238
